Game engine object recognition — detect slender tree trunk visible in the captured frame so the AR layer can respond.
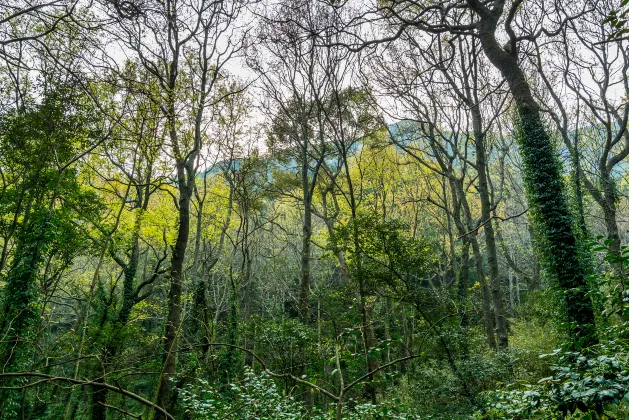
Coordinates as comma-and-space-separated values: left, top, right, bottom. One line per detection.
300, 193, 312, 322
158, 159, 193, 417
320, 189, 351, 286
452, 177, 496, 349
118, 210, 143, 326
299, 130, 314, 321
602, 176, 621, 254
572, 123, 588, 238
471, 234, 497, 350
457, 240, 471, 327
474, 130, 508, 349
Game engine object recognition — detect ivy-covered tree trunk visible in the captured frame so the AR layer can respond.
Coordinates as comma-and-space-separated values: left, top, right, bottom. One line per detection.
0, 152, 57, 374
471, 3, 596, 343
92, 206, 147, 420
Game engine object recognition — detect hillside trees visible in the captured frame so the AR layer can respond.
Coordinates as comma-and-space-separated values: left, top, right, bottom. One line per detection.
77, 70, 172, 420
2, 0, 629, 418
251, 3, 330, 324
459, 0, 596, 344
531, 0, 629, 258
368, 32, 516, 350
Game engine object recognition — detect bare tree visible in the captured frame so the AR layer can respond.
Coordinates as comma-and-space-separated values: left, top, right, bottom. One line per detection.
367, 30, 514, 349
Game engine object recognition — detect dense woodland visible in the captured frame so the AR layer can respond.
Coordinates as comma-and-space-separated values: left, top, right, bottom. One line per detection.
0, 0, 629, 418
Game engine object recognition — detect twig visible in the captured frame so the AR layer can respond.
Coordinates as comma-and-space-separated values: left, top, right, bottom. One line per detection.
97, 401, 143, 419
457, 208, 528, 239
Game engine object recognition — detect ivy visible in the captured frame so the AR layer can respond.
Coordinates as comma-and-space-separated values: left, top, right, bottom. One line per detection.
513, 112, 595, 346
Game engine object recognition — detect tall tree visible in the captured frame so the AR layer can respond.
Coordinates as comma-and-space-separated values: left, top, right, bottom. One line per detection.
531, 0, 629, 258
105, 0, 247, 414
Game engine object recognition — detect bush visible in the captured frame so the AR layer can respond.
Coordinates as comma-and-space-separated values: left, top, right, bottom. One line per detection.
179, 367, 309, 419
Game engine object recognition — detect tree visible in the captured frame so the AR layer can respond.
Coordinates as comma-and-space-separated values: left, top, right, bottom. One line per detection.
0, 86, 104, 418
104, 0, 247, 414
79, 70, 171, 420
531, 0, 629, 260
0, 0, 77, 64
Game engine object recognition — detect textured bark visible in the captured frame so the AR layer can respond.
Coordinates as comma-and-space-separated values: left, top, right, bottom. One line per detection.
158, 97, 199, 414
158, 166, 193, 416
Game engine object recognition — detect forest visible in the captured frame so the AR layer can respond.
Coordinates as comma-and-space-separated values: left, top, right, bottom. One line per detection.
0, 0, 628, 418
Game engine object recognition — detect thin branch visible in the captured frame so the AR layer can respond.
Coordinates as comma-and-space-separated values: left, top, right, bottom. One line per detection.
0, 372, 173, 420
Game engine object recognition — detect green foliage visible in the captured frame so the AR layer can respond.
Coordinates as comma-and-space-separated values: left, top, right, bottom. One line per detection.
478, 349, 629, 419
388, 362, 475, 417
588, 236, 629, 324
178, 367, 421, 419
0, 86, 104, 418
1, 8, 626, 419
0, 89, 102, 347
478, 242, 629, 419
178, 367, 309, 419
603, 0, 629, 39
335, 213, 434, 294
513, 112, 595, 345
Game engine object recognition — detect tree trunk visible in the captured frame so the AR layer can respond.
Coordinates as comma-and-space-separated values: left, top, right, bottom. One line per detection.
300, 194, 312, 322
299, 136, 313, 322
451, 176, 496, 349
471, 234, 497, 350
602, 176, 621, 254
158, 160, 193, 417
471, 5, 596, 343
473, 108, 508, 349
457, 240, 471, 327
